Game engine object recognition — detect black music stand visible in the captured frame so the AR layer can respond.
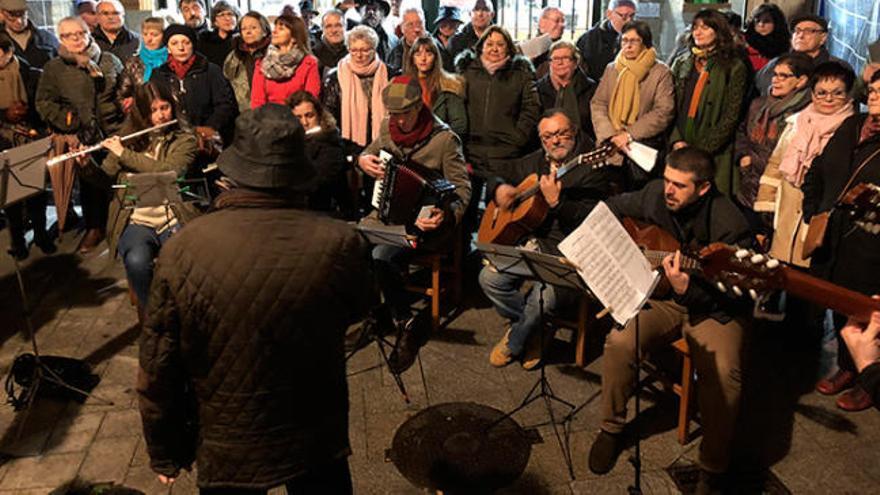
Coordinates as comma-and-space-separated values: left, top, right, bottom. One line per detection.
477, 242, 587, 480
352, 219, 428, 405
1, 138, 112, 433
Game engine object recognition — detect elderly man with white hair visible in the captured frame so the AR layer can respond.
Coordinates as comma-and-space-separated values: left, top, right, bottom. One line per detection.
0, 0, 58, 68
93, 0, 140, 63
385, 6, 427, 74
576, 0, 637, 81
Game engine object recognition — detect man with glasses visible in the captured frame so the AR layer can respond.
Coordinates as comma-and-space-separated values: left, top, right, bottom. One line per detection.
93, 0, 140, 63
448, 0, 494, 62
386, 7, 425, 75
314, 9, 348, 78
576, 0, 636, 82
755, 14, 851, 96
527, 7, 566, 79
480, 109, 619, 369
0, 0, 58, 68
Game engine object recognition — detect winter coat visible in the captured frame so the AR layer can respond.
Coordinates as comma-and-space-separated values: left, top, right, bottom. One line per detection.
2, 20, 58, 69
150, 54, 238, 143
198, 30, 237, 68
138, 194, 372, 489
101, 128, 200, 257
755, 48, 852, 97
304, 111, 349, 213
536, 68, 597, 140
250, 54, 321, 108
93, 26, 141, 64
432, 76, 467, 139
223, 40, 268, 112
455, 50, 541, 175
36, 48, 124, 140
606, 179, 754, 324
670, 52, 748, 197
802, 114, 880, 295
575, 19, 619, 82
447, 23, 480, 64
313, 38, 347, 79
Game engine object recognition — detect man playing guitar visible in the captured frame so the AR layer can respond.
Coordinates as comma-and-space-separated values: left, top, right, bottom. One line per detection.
480, 109, 622, 369
589, 147, 754, 493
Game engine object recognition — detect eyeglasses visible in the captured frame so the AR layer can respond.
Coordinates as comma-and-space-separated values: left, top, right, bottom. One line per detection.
867, 87, 880, 98
550, 56, 574, 63
612, 10, 635, 21
540, 128, 574, 141
620, 37, 642, 45
793, 27, 825, 36
98, 10, 121, 16
349, 48, 375, 55
60, 31, 87, 40
813, 89, 847, 100
772, 71, 796, 80
215, 11, 236, 18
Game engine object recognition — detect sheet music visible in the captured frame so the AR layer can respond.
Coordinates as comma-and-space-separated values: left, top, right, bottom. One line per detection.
558, 202, 660, 325
625, 141, 659, 173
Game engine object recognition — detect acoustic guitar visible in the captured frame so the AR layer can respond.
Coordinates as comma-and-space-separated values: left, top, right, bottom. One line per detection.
477, 144, 614, 245
840, 182, 880, 235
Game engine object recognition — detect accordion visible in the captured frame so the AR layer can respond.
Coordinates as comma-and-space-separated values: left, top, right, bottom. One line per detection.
370, 150, 457, 228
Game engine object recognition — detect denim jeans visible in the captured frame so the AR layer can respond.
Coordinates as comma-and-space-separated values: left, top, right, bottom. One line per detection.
478, 265, 575, 355
117, 223, 173, 307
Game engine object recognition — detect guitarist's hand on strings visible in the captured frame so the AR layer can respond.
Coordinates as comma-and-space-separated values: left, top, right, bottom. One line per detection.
358, 154, 385, 179
415, 208, 444, 232
841, 305, 880, 373
494, 184, 517, 210
662, 250, 690, 295
539, 170, 562, 208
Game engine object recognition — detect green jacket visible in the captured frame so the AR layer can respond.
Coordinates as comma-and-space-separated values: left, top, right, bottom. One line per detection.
670, 52, 747, 196
432, 76, 468, 139
102, 129, 200, 257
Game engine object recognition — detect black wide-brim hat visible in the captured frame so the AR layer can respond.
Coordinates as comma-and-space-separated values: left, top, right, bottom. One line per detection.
355, 0, 390, 18
217, 104, 318, 191
434, 6, 463, 28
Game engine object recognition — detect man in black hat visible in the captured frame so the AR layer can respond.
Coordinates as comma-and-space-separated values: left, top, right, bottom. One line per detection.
138, 103, 371, 494
356, 75, 470, 372
356, 0, 397, 62
300, 0, 322, 48
314, 9, 348, 77
0, 0, 58, 68
447, 0, 493, 62
431, 6, 461, 72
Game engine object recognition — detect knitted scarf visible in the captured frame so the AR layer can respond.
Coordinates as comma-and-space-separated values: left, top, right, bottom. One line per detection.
389, 105, 434, 148
747, 87, 810, 145
778, 101, 854, 186
480, 54, 509, 76
682, 49, 723, 143
139, 44, 167, 82
169, 55, 196, 80
609, 47, 656, 130
261, 44, 305, 80
337, 54, 388, 146
58, 40, 103, 78
0, 56, 26, 110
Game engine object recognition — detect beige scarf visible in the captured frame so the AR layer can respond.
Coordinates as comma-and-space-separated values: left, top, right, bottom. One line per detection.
337, 55, 388, 146
609, 47, 656, 131
0, 56, 27, 110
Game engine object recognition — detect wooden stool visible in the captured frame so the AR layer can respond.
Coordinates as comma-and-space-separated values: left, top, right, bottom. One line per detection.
671, 338, 695, 445
404, 231, 464, 332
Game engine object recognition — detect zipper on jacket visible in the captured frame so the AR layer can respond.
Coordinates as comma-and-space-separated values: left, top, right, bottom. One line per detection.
482, 77, 492, 129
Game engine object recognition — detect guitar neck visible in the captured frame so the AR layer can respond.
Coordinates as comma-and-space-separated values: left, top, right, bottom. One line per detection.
783, 267, 880, 322
514, 146, 611, 204
642, 250, 701, 270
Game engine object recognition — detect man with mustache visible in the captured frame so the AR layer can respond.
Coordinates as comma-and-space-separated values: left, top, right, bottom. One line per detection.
479, 109, 621, 369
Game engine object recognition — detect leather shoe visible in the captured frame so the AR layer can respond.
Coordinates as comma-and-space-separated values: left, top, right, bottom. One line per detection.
836, 385, 873, 412
7, 242, 28, 261
489, 329, 513, 367
78, 228, 104, 254
588, 430, 622, 475
816, 369, 856, 395
388, 315, 428, 374
521, 330, 544, 371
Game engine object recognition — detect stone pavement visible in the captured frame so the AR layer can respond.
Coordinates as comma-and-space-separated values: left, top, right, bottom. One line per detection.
1, 227, 879, 494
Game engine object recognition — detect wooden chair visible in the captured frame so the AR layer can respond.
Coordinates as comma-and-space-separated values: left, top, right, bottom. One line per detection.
404, 229, 464, 332
547, 294, 593, 367
671, 338, 696, 445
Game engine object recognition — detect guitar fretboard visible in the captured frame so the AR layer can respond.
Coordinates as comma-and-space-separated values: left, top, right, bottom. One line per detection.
642, 250, 701, 270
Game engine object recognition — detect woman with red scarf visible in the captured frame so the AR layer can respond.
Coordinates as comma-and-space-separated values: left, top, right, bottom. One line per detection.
250, 14, 320, 107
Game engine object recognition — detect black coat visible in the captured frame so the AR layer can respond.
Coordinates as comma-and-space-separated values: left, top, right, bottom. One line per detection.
313, 37, 347, 79
138, 196, 372, 488
150, 54, 238, 143
198, 30, 237, 68
2, 21, 58, 69
93, 26, 141, 64
305, 124, 350, 214
575, 20, 619, 82
802, 114, 880, 296
447, 23, 480, 64
606, 180, 754, 323
536, 69, 597, 141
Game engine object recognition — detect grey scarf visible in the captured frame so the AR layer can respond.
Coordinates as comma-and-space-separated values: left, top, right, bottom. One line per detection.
261, 44, 305, 80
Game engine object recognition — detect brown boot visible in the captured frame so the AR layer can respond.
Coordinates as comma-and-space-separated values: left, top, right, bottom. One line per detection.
78, 228, 105, 254
816, 369, 856, 395
489, 329, 514, 367
836, 385, 873, 412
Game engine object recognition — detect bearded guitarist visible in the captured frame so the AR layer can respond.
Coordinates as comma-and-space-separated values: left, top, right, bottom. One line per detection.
588, 147, 755, 493
480, 109, 622, 370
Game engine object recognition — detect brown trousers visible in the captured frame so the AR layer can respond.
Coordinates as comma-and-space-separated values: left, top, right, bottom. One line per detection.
600, 299, 746, 473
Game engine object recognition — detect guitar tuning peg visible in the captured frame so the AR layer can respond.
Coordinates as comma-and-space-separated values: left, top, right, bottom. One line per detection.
731, 285, 743, 297
735, 249, 750, 259
750, 254, 765, 264
716, 281, 727, 293
871, 223, 880, 235
766, 259, 780, 269
748, 289, 758, 300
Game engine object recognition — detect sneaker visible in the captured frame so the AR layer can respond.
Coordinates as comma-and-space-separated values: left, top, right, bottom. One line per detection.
489, 329, 514, 367
588, 430, 623, 475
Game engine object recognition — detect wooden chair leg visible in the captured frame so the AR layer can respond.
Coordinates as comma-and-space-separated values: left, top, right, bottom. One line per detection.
431, 257, 440, 332
677, 352, 693, 445
575, 297, 589, 367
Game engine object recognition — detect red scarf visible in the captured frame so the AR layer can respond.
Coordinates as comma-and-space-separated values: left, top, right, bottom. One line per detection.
389, 105, 434, 148
169, 55, 196, 80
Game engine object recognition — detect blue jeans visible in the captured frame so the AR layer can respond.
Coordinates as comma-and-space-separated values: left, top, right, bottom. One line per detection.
372, 244, 414, 322
117, 224, 173, 308
478, 265, 575, 355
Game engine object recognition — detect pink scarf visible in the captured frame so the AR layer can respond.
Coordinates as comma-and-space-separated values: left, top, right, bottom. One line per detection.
480, 54, 509, 76
337, 54, 388, 146
779, 101, 854, 186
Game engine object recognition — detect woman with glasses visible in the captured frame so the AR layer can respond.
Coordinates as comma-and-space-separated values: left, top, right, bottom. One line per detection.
36, 16, 125, 254
403, 35, 466, 137
797, 67, 880, 412
591, 20, 674, 190
669, 9, 748, 197
251, 14, 320, 107
223, 11, 271, 112
734, 52, 812, 220
197, 1, 240, 67
536, 40, 596, 143
743, 3, 789, 72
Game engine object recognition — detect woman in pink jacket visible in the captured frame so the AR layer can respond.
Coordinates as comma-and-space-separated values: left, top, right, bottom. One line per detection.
251, 14, 320, 107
